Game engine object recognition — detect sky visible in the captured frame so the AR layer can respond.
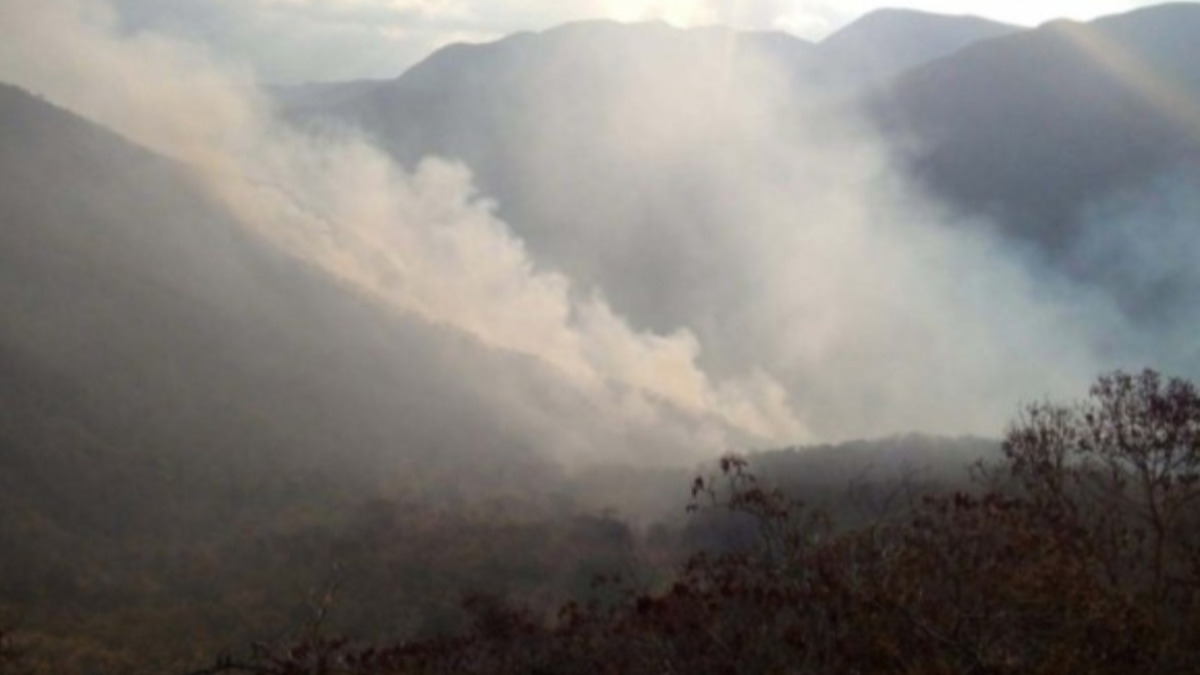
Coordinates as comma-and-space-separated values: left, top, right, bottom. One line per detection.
105, 0, 1173, 83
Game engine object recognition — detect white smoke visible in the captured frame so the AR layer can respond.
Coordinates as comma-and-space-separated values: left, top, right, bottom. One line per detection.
5, 0, 1184, 467
0, 0, 805, 467
413, 25, 1122, 440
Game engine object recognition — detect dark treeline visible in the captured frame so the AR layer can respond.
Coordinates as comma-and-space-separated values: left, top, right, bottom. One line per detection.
8, 370, 1199, 673
195, 370, 1200, 674
0, 428, 978, 673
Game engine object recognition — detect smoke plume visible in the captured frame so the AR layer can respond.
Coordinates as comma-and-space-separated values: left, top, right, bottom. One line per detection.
2, 0, 1192, 467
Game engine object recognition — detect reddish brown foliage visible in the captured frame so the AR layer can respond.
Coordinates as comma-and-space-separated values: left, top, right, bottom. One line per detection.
199, 370, 1200, 674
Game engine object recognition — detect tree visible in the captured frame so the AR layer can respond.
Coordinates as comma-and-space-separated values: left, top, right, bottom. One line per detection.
193, 370, 1200, 674
0, 628, 15, 673
1000, 369, 1200, 666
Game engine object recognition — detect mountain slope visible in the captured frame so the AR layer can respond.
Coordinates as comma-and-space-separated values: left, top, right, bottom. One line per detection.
279, 13, 1024, 333
0, 80, 583, 486
0, 83, 407, 487
283, 21, 821, 333
275, 8, 1200, 414
0, 79, 597, 662
870, 4, 1200, 250
287, 19, 817, 163
815, 8, 1020, 87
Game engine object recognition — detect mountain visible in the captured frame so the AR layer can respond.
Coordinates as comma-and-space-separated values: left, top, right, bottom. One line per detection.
0, 79, 584, 487
284, 19, 817, 161
869, 3, 1200, 258
276, 7, 1200, 409
1, 84, 432, 489
14, 7, 1200, 670
280, 13, 1019, 334
0, 83, 1005, 668
281, 21, 820, 333
0, 80, 585, 668
814, 8, 1020, 88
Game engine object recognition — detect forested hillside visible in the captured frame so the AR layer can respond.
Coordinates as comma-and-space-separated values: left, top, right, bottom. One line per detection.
137, 371, 1200, 674
3, 1, 1200, 672
0, 82, 619, 672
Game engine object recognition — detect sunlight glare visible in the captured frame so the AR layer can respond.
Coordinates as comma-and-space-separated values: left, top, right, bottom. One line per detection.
1059, 22, 1200, 145
604, 0, 719, 27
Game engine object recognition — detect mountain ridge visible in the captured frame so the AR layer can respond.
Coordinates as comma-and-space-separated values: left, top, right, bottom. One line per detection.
813, 7, 1020, 85
869, 3, 1200, 239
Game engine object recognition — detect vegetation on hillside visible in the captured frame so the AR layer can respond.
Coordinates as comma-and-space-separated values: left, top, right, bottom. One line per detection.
6, 368, 1179, 674
4, 370, 1199, 673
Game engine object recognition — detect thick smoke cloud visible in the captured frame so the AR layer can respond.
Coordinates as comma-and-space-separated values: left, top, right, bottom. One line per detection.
0, 0, 802, 467
399, 28, 1125, 440
3, 0, 1192, 468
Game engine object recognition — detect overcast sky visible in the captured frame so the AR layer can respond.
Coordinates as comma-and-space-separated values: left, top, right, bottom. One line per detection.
106, 0, 1172, 82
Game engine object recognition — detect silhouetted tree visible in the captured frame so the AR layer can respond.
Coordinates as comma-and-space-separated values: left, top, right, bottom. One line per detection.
196, 370, 1200, 674
998, 369, 1200, 668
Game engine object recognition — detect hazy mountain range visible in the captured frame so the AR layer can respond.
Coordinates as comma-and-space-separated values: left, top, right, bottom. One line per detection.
872, 4, 1200, 265
3, 0, 1198, 515
2, 3, 1200, 669
275, 2, 1200, 427
283, 3, 1200, 327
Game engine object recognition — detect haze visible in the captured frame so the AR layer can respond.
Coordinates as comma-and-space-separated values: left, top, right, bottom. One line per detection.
103, 0, 1168, 82
5, 0, 1199, 465
3, 0, 1200, 669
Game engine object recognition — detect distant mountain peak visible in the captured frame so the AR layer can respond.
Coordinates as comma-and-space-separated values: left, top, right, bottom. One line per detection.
1093, 1, 1200, 23
842, 6, 996, 24
537, 18, 672, 36
810, 7, 1020, 87
821, 8, 1019, 49
1086, 1, 1200, 41
531, 17, 815, 48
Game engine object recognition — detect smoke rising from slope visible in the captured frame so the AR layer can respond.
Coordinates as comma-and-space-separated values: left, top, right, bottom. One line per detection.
370, 25, 1136, 440
4, 0, 1189, 465
0, 0, 803, 467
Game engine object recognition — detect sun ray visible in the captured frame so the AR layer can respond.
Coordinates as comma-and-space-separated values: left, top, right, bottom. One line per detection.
1055, 19, 1200, 145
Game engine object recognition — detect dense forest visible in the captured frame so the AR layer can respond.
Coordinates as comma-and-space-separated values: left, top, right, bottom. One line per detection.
4, 370, 1200, 673
197, 370, 1200, 673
